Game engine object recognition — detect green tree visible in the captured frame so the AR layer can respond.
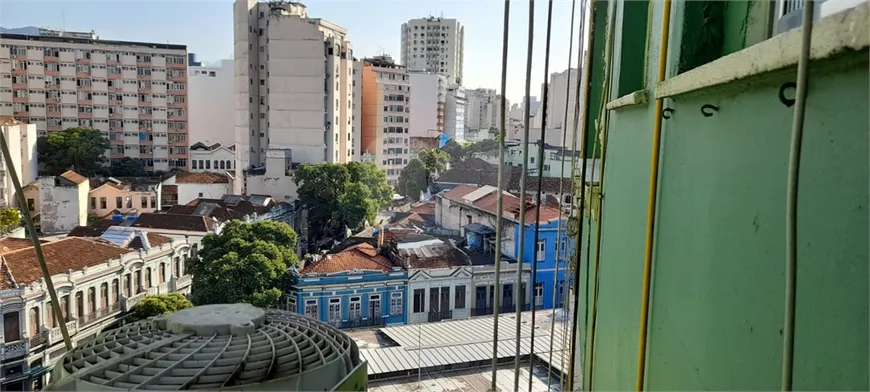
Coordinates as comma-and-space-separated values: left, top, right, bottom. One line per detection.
37, 127, 110, 176
465, 139, 499, 156
0, 208, 20, 234
346, 162, 392, 208
396, 158, 429, 201
441, 139, 465, 162
337, 182, 378, 231
190, 220, 298, 308
111, 157, 147, 177
295, 163, 350, 239
417, 148, 450, 181
133, 293, 193, 320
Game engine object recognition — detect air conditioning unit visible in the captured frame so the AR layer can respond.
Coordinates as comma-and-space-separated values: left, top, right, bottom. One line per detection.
46, 304, 367, 391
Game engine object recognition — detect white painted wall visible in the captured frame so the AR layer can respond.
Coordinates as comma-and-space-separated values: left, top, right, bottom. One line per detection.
409, 72, 446, 138
189, 146, 236, 173
0, 123, 24, 207
38, 177, 86, 234
444, 85, 466, 142
188, 61, 234, 147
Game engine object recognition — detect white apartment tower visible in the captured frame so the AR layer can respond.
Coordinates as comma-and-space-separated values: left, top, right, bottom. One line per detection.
400, 17, 464, 85
532, 68, 582, 147
408, 71, 446, 137
188, 60, 234, 148
464, 88, 507, 141
444, 85, 466, 143
233, 0, 355, 174
0, 31, 190, 172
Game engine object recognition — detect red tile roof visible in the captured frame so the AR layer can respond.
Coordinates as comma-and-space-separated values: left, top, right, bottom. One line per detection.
410, 201, 435, 215
60, 170, 88, 185
441, 185, 562, 224
131, 213, 217, 232
0, 237, 133, 289
175, 172, 230, 184
300, 243, 396, 275
0, 238, 44, 254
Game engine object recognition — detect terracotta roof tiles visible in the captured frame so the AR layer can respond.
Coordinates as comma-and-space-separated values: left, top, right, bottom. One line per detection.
175, 172, 230, 184
59, 170, 88, 185
300, 243, 396, 275
1, 237, 133, 289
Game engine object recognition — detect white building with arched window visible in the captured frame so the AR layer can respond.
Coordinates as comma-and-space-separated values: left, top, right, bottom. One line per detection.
0, 231, 192, 391
189, 142, 236, 174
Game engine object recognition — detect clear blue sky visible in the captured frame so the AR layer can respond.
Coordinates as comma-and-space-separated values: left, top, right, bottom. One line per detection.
0, 0, 585, 103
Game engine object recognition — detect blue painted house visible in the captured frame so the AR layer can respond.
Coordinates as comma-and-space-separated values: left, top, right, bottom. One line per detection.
288, 240, 408, 328
436, 184, 573, 311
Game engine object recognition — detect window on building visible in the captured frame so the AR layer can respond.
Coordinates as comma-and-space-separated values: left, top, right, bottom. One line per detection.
3, 311, 20, 342
28, 307, 39, 338
150, 196, 156, 208
112, 279, 119, 304
287, 294, 296, 313
27, 198, 35, 211
100, 197, 107, 209
327, 298, 341, 324
89, 197, 95, 210
413, 289, 425, 313
534, 282, 544, 306
390, 292, 403, 316
141, 196, 148, 208
115, 196, 122, 209
304, 299, 318, 319
369, 295, 381, 319
348, 297, 362, 321
455, 285, 466, 309
536, 240, 546, 261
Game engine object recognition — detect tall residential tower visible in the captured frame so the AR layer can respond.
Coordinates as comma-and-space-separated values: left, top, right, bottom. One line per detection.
400, 17, 464, 85
233, 0, 356, 199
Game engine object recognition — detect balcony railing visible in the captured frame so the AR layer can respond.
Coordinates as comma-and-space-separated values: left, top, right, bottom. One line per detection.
0, 339, 28, 360
121, 292, 146, 312
427, 309, 453, 322
79, 303, 122, 327
340, 316, 385, 330
29, 330, 48, 348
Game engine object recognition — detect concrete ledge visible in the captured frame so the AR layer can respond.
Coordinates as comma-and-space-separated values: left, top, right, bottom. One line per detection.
656, 1, 869, 99
606, 89, 649, 110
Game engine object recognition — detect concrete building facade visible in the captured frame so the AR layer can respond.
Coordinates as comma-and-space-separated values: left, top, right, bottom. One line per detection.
400, 17, 464, 85
234, 0, 355, 200
360, 56, 410, 186
464, 88, 505, 141
0, 117, 36, 207
0, 30, 190, 172
188, 60, 234, 148
444, 84, 466, 142
37, 170, 89, 234
408, 72, 446, 137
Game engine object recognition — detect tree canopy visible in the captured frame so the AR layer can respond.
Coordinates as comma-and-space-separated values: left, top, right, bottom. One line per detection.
417, 148, 450, 179
0, 209, 20, 234
441, 139, 465, 163
111, 157, 147, 177
133, 293, 193, 320
37, 127, 110, 176
190, 220, 298, 308
396, 158, 428, 201
295, 162, 391, 239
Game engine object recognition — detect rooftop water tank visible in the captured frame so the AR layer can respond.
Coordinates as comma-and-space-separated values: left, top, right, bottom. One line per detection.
46, 304, 367, 391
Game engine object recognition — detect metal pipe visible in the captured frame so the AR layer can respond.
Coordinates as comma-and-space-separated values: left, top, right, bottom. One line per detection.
546, 0, 577, 388
490, 0, 512, 388
0, 132, 73, 351
513, 0, 536, 387
567, 0, 598, 388
783, 0, 815, 389
635, 0, 673, 389
527, 0, 555, 389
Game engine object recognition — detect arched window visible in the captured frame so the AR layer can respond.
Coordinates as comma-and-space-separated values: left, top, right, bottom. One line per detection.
219, 160, 225, 169
88, 287, 96, 314
100, 283, 109, 311
75, 291, 84, 319
112, 279, 119, 304
226, 160, 232, 170
145, 268, 152, 289
29, 307, 39, 337
46, 303, 54, 329
159, 262, 166, 283
213, 160, 218, 169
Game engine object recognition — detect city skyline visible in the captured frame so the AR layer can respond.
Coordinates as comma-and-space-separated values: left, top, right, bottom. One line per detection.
0, 0, 585, 103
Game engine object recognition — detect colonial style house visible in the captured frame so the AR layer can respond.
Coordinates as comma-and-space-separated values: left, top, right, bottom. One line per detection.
289, 235, 408, 329
0, 231, 193, 391
436, 184, 571, 310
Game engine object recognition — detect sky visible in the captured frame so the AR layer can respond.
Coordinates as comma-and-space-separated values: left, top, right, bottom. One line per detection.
0, 0, 586, 103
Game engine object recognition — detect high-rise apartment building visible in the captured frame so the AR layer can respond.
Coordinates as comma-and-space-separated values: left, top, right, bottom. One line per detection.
408, 71, 446, 137
234, 0, 354, 169
0, 31, 190, 172
444, 84, 466, 143
464, 88, 506, 141
532, 68, 582, 147
400, 17, 464, 85
0, 117, 37, 207
188, 60, 234, 148
360, 56, 410, 187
